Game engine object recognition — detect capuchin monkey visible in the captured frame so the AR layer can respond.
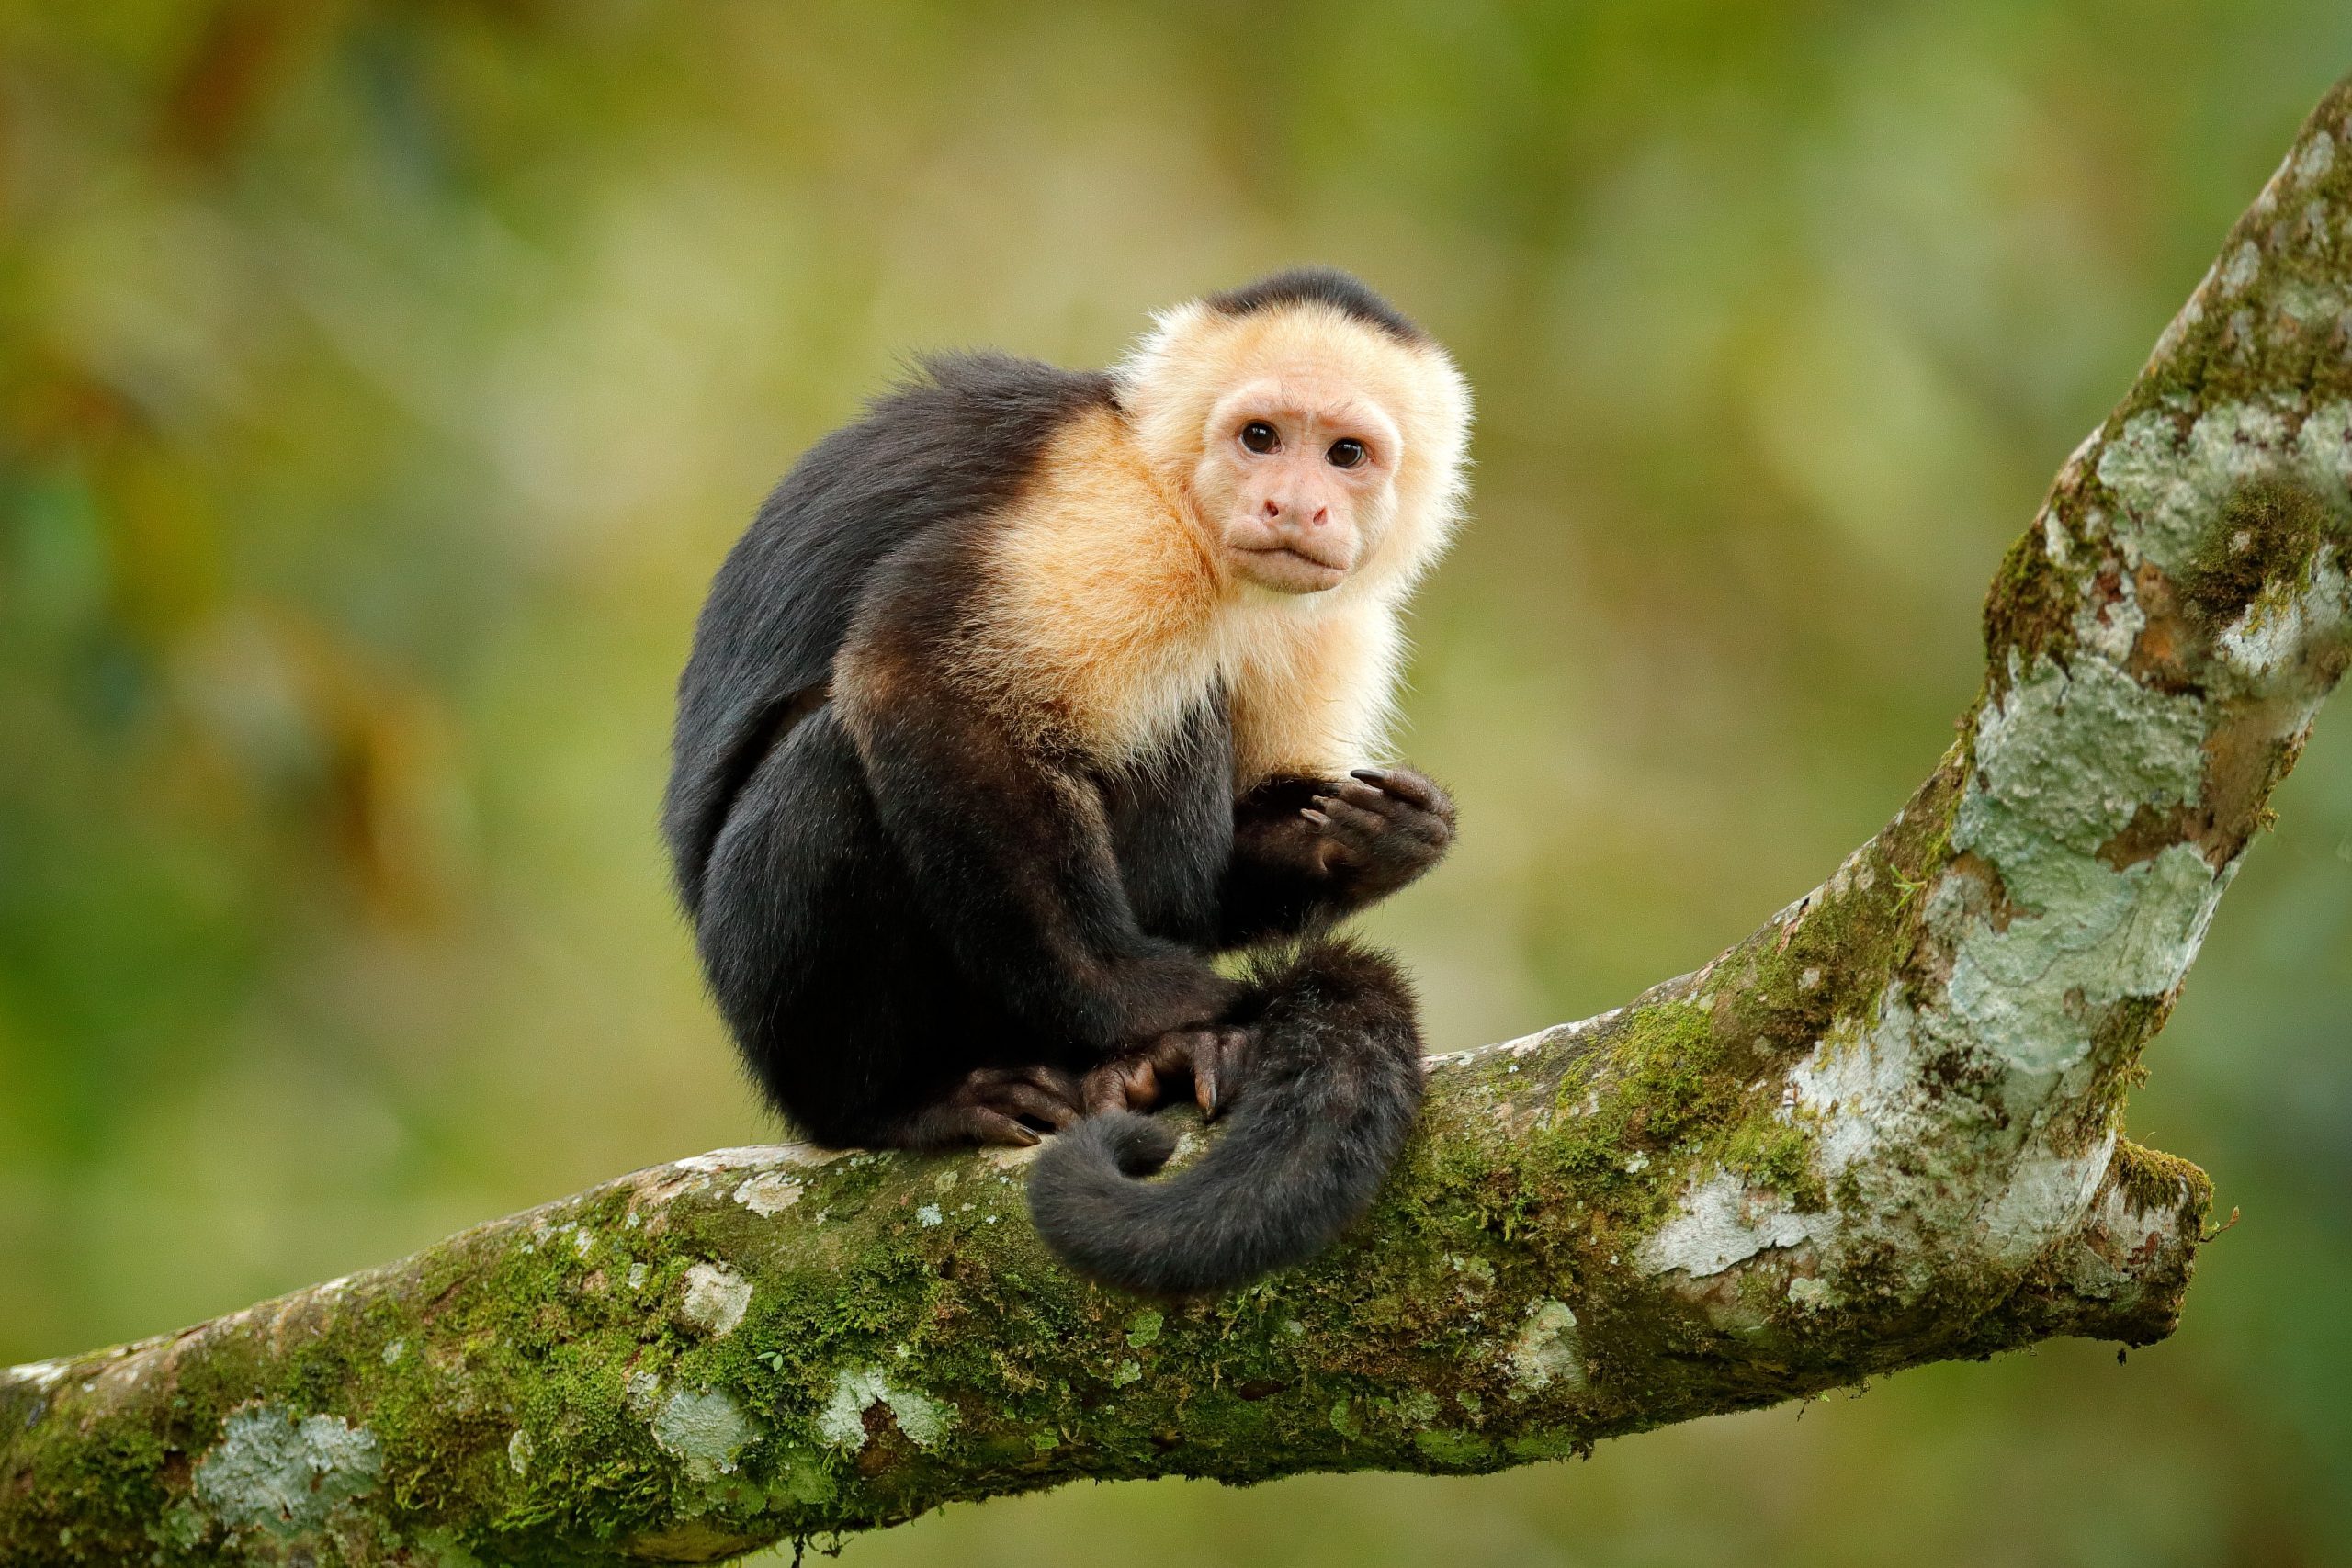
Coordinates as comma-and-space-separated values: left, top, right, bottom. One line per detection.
664, 268, 1472, 1295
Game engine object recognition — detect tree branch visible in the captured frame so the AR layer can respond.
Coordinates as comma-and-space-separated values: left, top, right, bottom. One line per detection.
11, 75, 2352, 1568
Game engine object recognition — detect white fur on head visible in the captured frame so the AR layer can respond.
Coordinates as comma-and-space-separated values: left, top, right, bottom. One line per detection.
1114, 294, 1473, 608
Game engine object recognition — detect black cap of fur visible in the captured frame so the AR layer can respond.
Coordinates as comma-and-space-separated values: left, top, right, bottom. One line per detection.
1204, 267, 1428, 345
1025, 938, 1425, 1295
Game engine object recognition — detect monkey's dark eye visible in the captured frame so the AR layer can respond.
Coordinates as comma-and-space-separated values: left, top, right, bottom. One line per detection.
1239, 421, 1280, 455
1327, 438, 1368, 469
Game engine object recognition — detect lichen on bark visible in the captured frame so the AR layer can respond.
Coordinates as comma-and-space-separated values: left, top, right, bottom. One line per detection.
9, 69, 2352, 1568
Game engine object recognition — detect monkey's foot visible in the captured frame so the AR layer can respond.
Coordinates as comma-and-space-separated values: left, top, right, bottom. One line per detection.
1082, 1027, 1253, 1121
891, 1066, 1083, 1148
1305, 767, 1456, 892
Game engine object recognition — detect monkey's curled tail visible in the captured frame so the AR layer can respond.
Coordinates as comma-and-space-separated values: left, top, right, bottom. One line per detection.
1026, 938, 1425, 1295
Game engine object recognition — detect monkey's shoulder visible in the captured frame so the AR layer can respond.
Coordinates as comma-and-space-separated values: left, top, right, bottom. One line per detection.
762, 353, 1117, 546
682, 355, 1114, 728
908, 399, 1231, 759
667, 357, 1111, 884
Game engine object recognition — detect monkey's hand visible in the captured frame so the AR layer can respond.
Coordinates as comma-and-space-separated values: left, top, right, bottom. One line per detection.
1218, 768, 1455, 945
1081, 1026, 1254, 1122
1300, 767, 1455, 897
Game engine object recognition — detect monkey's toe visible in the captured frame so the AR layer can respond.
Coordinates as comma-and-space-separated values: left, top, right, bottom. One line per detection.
1081, 1055, 1163, 1118
938, 1065, 1083, 1144
936, 1105, 1044, 1146
964, 1066, 1081, 1128
1082, 1027, 1252, 1120
1157, 1025, 1251, 1118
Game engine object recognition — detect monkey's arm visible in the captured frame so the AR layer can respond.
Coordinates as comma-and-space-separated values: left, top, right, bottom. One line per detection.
1217, 767, 1455, 947
835, 649, 1233, 1056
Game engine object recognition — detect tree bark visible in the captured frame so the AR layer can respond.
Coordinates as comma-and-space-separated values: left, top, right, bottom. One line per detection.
11, 74, 2352, 1568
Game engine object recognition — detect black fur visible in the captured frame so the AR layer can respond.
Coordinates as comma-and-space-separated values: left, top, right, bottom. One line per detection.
1204, 266, 1427, 345
666, 303, 1446, 1287
1026, 938, 1425, 1295
664, 353, 1116, 909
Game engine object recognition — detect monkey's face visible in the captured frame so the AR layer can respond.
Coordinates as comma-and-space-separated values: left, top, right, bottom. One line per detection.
1196, 368, 1403, 596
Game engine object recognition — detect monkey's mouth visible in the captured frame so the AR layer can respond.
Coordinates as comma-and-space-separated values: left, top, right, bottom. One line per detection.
1230, 544, 1351, 594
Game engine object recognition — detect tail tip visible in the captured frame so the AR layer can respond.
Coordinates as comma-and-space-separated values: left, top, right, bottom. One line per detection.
1091, 1111, 1180, 1177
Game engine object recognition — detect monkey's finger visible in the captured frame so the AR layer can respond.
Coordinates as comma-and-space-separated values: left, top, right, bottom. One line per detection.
1311, 795, 1389, 840
1349, 766, 1438, 807
1300, 807, 1365, 856
1351, 767, 1451, 815
1334, 779, 1423, 822
1335, 782, 1453, 846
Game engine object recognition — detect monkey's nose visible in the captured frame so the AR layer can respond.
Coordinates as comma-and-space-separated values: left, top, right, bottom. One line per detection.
1262, 497, 1329, 529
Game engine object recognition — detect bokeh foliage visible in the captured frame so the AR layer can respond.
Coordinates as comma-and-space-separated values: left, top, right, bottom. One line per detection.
2, 3, 2348, 1562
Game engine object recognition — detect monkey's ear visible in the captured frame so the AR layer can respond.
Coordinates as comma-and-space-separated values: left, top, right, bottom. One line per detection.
1114, 299, 1232, 464
1363, 344, 1473, 591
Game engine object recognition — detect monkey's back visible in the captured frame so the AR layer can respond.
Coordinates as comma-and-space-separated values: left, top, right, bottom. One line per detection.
663, 354, 1116, 907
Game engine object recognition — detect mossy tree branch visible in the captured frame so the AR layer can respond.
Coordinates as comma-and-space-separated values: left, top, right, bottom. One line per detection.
11, 75, 2352, 1568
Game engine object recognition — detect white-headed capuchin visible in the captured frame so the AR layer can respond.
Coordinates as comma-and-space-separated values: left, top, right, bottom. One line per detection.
664, 269, 1472, 1295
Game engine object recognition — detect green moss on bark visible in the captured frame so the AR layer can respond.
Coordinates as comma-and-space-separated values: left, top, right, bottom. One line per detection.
2179, 475, 2346, 629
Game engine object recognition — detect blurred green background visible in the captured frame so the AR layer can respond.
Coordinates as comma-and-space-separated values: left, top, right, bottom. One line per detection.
3, 3, 2348, 1563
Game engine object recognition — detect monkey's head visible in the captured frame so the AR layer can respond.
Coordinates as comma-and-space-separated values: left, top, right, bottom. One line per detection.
1119, 269, 1472, 604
